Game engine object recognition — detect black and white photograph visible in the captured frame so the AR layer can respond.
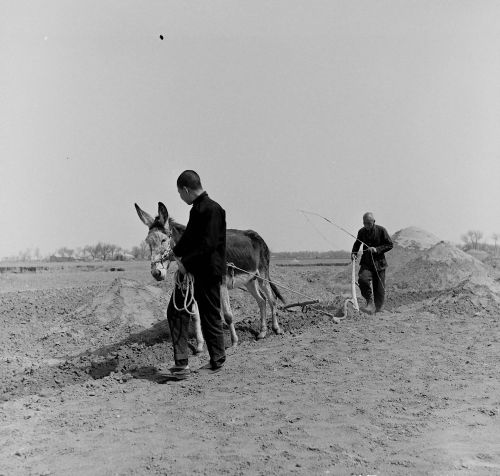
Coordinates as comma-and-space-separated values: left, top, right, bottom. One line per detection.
1, 1, 499, 475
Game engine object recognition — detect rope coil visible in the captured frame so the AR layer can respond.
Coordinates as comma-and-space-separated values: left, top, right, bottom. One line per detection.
172, 271, 198, 315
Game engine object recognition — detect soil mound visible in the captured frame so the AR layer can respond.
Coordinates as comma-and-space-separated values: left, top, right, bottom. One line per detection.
391, 226, 440, 250
392, 241, 491, 292
390, 241, 500, 314
75, 278, 168, 331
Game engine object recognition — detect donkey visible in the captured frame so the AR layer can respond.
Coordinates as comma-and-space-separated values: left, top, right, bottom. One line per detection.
135, 202, 286, 350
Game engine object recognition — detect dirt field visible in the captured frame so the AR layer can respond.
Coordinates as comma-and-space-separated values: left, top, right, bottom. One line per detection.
1, 230, 500, 476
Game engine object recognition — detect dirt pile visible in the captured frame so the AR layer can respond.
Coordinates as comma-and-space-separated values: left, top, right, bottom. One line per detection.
392, 226, 441, 250
390, 240, 500, 315
74, 277, 168, 331
388, 226, 442, 273
391, 226, 440, 250
392, 241, 493, 292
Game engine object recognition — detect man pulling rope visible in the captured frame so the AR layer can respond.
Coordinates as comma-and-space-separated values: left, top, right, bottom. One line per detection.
351, 212, 393, 314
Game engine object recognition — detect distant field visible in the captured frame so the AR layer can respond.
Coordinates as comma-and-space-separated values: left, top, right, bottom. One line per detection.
273, 258, 350, 267
0, 260, 150, 293
0, 260, 144, 273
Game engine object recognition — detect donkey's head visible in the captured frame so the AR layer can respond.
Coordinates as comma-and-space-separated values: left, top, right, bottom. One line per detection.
135, 202, 184, 281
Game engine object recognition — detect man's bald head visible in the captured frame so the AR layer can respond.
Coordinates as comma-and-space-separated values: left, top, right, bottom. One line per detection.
363, 212, 375, 230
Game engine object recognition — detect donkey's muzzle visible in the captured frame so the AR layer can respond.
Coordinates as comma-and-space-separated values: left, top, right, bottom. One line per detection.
152, 268, 166, 281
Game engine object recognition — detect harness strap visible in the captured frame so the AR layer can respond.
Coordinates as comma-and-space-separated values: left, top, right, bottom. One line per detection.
227, 262, 235, 289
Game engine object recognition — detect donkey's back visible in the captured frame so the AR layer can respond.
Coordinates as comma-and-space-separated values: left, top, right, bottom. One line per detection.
226, 229, 271, 276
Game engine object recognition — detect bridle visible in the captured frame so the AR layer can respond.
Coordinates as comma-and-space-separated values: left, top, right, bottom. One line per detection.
149, 225, 198, 315
152, 248, 172, 270
150, 227, 174, 271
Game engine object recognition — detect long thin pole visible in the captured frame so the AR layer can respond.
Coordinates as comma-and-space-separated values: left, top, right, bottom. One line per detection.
298, 209, 368, 248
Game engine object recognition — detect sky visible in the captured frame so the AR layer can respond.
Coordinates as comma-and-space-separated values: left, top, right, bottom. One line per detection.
1, 0, 500, 258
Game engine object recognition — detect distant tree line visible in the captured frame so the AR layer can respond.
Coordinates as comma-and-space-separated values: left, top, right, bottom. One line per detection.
1, 241, 151, 262
461, 230, 499, 255
5, 231, 499, 262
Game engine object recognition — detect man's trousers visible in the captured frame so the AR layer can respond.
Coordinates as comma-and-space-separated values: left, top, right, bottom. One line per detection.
358, 266, 386, 311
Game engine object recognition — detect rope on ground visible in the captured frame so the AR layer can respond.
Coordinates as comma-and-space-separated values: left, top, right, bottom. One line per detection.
227, 263, 341, 324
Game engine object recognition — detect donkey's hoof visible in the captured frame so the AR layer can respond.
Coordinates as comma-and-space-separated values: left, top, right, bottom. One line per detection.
195, 344, 204, 354
230, 341, 238, 348
257, 331, 267, 340
273, 326, 283, 335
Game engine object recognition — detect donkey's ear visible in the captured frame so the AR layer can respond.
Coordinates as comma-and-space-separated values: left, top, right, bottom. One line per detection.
158, 202, 169, 226
135, 203, 155, 228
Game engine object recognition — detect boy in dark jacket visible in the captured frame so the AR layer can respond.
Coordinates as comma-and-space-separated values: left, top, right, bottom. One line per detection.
169, 170, 227, 377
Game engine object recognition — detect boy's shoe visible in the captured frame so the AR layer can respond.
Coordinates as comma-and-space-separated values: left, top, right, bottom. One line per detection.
169, 365, 190, 380
169, 364, 190, 373
196, 362, 223, 374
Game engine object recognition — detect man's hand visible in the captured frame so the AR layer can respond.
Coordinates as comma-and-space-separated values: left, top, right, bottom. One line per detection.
175, 257, 187, 275
351, 252, 357, 261
367, 247, 377, 254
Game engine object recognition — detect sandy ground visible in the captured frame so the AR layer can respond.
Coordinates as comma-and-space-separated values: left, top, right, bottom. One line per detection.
1, 235, 500, 475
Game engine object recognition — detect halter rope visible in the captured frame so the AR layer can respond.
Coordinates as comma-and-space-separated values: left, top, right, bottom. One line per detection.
172, 271, 198, 315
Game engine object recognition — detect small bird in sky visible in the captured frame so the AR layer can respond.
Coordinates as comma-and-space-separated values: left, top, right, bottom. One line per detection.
159, 35, 164, 40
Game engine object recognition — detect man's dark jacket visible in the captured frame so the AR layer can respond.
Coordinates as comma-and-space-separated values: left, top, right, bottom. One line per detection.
173, 192, 226, 280
352, 224, 393, 270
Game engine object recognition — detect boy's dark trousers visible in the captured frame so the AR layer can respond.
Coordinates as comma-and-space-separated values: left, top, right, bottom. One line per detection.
193, 275, 226, 368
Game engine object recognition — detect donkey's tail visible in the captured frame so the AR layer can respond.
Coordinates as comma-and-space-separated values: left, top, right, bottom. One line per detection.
270, 280, 286, 304
244, 229, 287, 305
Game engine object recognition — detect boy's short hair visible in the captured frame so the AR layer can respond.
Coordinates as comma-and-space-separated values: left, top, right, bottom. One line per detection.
177, 170, 202, 190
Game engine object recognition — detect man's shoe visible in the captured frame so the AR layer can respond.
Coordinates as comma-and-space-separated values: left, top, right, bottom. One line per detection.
362, 299, 376, 315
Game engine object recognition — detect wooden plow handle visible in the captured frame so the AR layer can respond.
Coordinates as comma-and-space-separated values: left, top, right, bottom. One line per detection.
282, 299, 319, 310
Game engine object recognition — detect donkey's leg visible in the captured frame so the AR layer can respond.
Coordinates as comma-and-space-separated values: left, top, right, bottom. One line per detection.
191, 302, 205, 353
246, 277, 268, 340
220, 284, 238, 347
259, 280, 283, 335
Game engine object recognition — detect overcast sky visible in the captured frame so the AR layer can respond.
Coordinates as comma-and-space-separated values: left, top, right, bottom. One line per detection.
1, 1, 499, 258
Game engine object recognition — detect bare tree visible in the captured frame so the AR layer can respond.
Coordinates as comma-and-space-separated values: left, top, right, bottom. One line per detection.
95, 242, 106, 260
461, 230, 483, 250
108, 244, 123, 260
83, 244, 97, 260
492, 233, 499, 255
131, 241, 150, 260
470, 230, 483, 250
